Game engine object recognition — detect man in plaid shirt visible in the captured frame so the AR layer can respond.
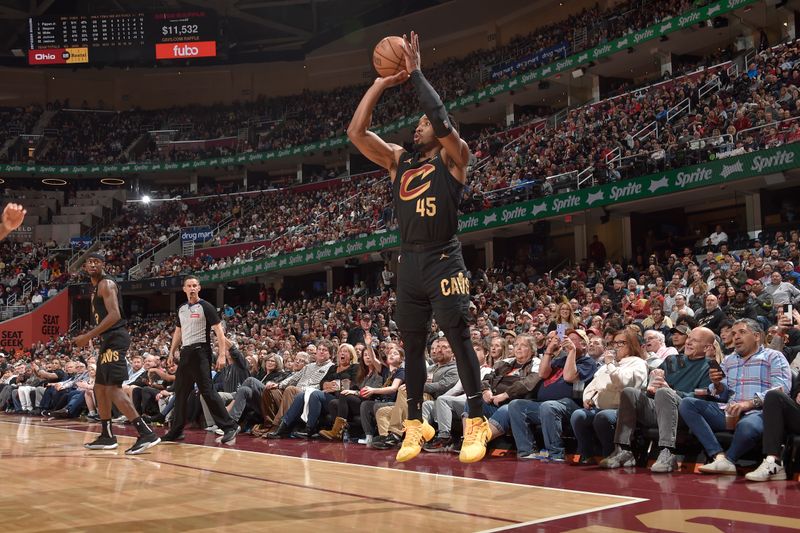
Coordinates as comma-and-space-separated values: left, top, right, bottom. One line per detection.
679, 318, 791, 475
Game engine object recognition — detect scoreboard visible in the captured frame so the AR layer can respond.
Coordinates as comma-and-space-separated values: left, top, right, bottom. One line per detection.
28, 11, 218, 65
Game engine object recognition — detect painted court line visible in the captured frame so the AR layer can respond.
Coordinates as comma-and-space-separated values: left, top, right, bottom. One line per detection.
1, 419, 647, 527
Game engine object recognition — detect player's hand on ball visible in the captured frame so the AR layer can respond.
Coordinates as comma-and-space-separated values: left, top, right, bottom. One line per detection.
375, 70, 409, 88
402, 31, 422, 73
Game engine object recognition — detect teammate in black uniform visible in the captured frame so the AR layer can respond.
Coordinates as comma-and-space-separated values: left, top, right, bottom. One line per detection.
347, 31, 490, 463
75, 253, 160, 454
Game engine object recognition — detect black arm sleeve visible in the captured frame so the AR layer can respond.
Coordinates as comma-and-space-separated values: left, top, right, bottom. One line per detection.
410, 70, 452, 138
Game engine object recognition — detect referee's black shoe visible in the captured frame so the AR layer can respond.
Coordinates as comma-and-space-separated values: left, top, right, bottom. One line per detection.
161, 430, 186, 443
125, 433, 161, 455
217, 425, 240, 446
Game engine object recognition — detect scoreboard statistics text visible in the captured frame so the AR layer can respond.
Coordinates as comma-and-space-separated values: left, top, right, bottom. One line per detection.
28, 11, 218, 65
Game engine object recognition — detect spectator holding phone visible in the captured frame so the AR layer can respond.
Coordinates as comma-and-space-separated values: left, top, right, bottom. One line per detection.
679, 319, 791, 475
601, 327, 715, 472
507, 329, 597, 462
768, 307, 800, 370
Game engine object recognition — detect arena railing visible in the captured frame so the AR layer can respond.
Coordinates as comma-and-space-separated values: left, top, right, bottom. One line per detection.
736, 116, 800, 143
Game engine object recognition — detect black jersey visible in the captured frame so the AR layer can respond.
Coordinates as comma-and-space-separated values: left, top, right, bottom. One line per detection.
393, 151, 464, 245
91, 275, 126, 332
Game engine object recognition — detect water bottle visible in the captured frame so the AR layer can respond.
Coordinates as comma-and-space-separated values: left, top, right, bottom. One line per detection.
343, 428, 350, 443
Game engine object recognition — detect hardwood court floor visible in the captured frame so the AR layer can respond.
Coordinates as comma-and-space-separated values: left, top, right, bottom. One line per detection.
0, 418, 642, 532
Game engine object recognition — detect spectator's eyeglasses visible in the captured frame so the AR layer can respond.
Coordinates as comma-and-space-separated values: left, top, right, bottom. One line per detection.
611, 340, 628, 347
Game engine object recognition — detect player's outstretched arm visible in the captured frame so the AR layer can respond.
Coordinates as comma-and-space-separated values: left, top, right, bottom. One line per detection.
347, 73, 408, 174
0, 203, 26, 240
402, 31, 470, 178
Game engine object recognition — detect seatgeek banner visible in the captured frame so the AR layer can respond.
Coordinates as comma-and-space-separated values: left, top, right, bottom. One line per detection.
0, 0, 758, 177
0, 290, 70, 352
198, 144, 800, 284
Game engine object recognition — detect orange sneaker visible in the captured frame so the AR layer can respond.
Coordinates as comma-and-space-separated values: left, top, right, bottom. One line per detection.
396, 419, 435, 462
459, 416, 490, 463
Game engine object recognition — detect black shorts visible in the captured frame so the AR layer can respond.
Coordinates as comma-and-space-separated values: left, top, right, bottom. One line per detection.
395, 239, 471, 331
95, 329, 131, 386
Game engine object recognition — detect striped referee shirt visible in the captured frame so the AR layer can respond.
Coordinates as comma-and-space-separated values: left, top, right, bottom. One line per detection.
713, 345, 792, 406
178, 299, 221, 347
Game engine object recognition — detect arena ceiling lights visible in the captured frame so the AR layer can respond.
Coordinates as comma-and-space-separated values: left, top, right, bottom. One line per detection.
100, 178, 125, 185
41, 178, 67, 186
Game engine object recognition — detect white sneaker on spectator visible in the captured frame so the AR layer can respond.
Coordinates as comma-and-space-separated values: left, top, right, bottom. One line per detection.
112, 415, 127, 424
205, 425, 224, 435
650, 448, 678, 473
745, 458, 786, 482
699, 455, 737, 475
357, 435, 372, 446
599, 447, 636, 469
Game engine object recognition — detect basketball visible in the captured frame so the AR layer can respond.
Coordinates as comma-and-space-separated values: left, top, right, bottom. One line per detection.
373, 36, 406, 78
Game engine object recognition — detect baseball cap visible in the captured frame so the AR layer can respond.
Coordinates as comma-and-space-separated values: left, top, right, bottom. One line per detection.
746, 279, 756, 285
670, 325, 691, 335
566, 328, 590, 345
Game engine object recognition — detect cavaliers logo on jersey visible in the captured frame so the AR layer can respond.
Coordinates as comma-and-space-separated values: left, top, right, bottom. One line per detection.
399, 163, 435, 202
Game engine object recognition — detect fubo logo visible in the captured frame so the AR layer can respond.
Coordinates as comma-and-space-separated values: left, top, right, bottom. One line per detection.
156, 41, 217, 60
174, 44, 198, 56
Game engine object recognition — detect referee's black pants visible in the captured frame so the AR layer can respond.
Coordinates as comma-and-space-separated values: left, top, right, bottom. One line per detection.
171, 344, 236, 433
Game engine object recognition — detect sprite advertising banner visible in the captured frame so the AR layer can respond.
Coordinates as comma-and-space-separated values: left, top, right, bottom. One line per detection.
198, 144, 800, 284
0, 0, 757, 177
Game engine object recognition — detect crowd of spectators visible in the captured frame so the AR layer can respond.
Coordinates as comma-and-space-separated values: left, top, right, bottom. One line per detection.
2, 222, 799, 479
469, 40, 800, 205
3, 0, 698, 165
0, 240, 68, 312
121, 40, 800, 279
95, 194, 247, 275
13, 39, 799, 291
0, 105, 42, 160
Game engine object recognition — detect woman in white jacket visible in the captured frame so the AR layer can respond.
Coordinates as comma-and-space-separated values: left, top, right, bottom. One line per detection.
569, 328, 648, 464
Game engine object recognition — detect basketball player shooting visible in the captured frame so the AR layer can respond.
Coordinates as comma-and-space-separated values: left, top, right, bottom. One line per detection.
347, 31, 490, 463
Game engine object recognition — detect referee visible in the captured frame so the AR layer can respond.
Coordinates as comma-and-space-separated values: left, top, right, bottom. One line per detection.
162, 275, 239, 445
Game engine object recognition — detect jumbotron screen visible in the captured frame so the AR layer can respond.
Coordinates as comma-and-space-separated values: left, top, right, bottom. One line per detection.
27, 11, 218, 65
